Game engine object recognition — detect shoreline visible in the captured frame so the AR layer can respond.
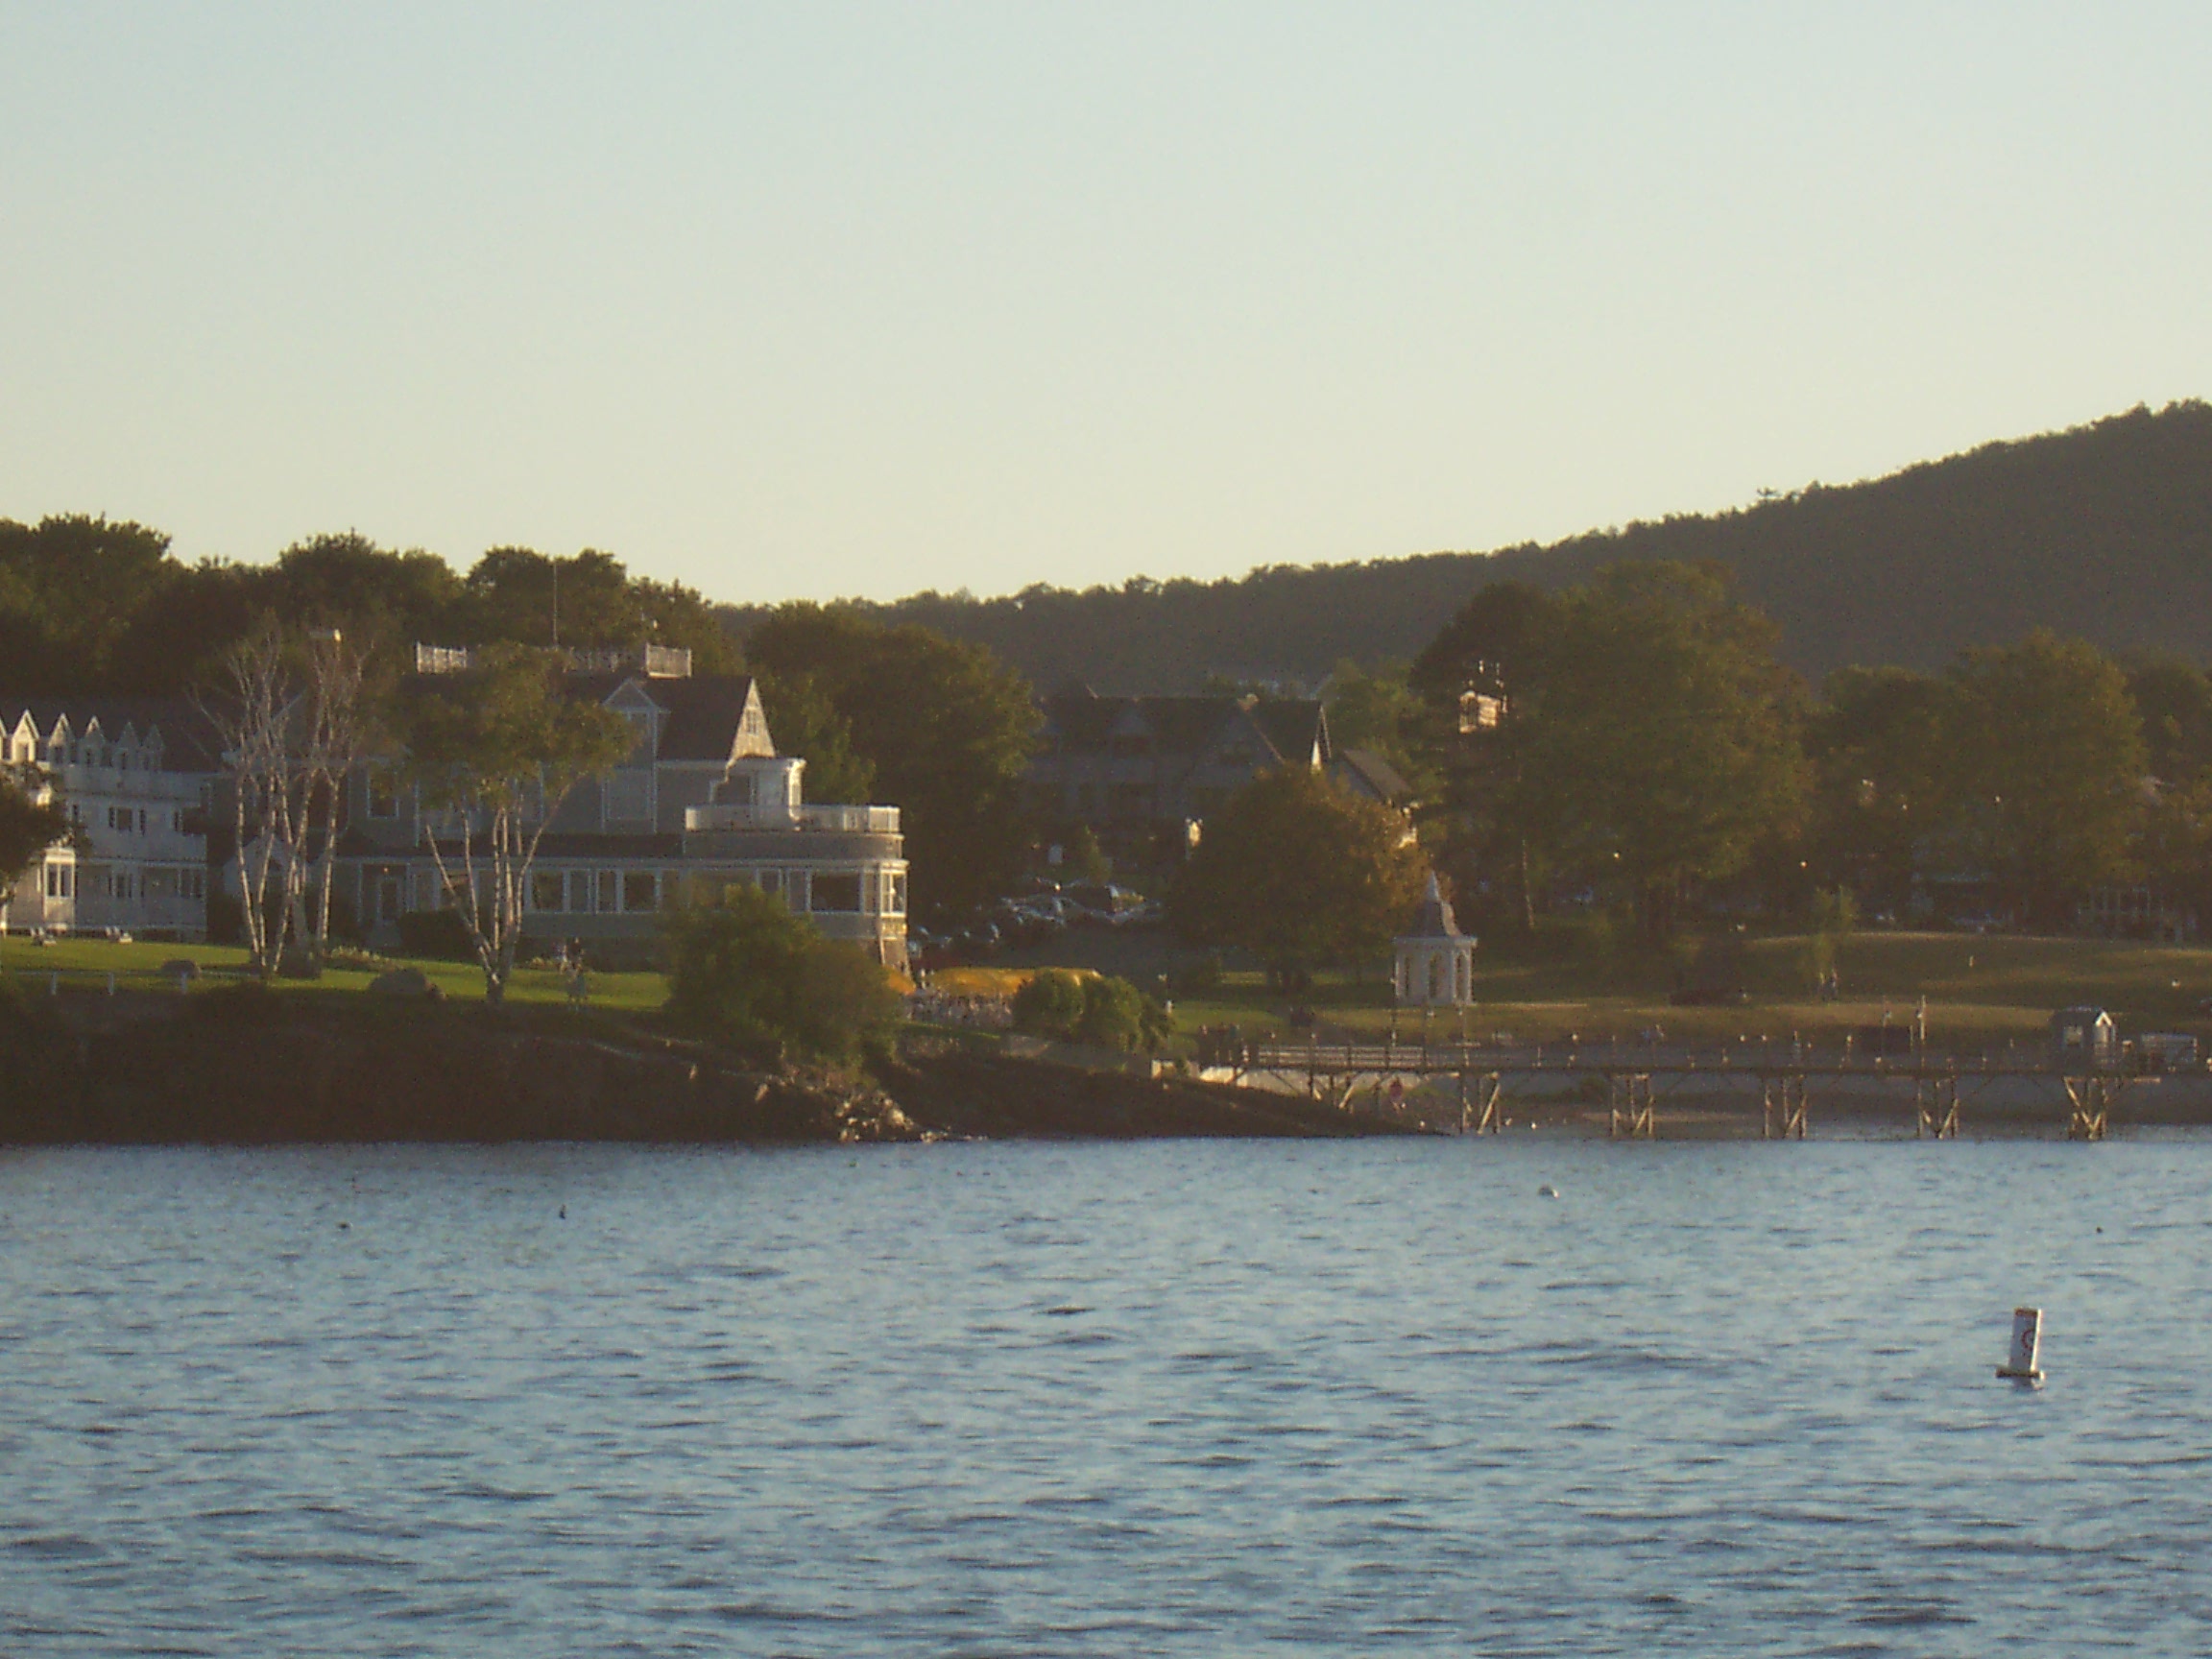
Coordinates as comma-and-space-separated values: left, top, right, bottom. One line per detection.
0, 997, 1418, 1146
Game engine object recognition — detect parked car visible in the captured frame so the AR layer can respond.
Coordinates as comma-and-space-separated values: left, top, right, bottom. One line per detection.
1068, 881, 1144, 918
955, 920, 1002, 955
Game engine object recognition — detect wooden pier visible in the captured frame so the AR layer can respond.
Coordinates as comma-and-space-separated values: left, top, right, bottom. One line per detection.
1201, 1035, 2139, 1140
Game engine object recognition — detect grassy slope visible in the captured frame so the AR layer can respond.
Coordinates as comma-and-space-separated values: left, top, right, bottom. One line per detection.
0, 936, 668, 1012
17, 928, 2212, 1060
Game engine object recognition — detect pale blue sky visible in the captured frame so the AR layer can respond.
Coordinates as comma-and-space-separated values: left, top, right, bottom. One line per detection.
4, 4, 2207, 605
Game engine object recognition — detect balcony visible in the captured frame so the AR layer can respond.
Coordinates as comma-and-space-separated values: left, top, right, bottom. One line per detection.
685, 804, 901, 834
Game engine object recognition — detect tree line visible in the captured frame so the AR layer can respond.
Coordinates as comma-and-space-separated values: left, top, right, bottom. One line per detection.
0, 519, 1041, 922
1399, 563, 2196, 945
1167, 558, 2205, 986
11, 505, 2210, 971
729, 399, 2212, 691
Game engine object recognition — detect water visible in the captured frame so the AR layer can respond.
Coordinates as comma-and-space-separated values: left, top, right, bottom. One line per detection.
4, 1136, 2210, 1655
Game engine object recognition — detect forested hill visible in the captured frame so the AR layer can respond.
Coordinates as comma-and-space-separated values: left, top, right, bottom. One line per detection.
724, 400, 2212, 690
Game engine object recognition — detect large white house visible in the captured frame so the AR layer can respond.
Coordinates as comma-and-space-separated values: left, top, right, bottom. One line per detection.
334, 648, 910, 968
2, 700, 218, 938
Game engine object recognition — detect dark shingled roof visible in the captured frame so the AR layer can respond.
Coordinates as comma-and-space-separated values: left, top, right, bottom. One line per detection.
1251, 701, 1330, 766
2, 696, 224, 773
1040, 690, 1331, 766
1334, 747, 1411, 803
560, 673, 760, 762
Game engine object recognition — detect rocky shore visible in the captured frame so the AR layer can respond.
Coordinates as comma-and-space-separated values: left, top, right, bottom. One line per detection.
0, 993, 1415, 1144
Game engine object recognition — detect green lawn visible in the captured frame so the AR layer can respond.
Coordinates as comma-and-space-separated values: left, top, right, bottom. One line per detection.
0, 934, 669, 1012
1146, 931, 2212, 1054
15, 926, 2203, 1058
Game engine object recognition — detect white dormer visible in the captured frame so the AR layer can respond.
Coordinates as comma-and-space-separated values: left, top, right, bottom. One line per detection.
602, 679, 664, 763
732, 681, 774, 760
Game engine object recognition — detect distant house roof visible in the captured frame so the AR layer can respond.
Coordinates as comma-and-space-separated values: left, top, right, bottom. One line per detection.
1, 697, 223, 773
1038, 688, 1333, 769
555, 672, 768, 763
1332, 747, 1412, 804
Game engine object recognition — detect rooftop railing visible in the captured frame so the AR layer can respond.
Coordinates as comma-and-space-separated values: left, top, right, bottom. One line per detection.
414, 642, 694, 678
685, 803, 900, 834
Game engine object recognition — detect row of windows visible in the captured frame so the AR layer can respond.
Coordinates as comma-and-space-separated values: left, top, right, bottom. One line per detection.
9, 741, 148, 770
94, 805, 185, 835
34, 864, 206, 902
528, 869, 666, 916
442, 866, 910, 918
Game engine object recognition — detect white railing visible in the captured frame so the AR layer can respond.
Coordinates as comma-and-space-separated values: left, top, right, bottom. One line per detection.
685, 804, 901, 834
417, 641, 693, 679
415, 643, 475, 674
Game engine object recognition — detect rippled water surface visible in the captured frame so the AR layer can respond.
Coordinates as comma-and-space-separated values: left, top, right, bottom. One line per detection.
5, 1136, 2212, 1655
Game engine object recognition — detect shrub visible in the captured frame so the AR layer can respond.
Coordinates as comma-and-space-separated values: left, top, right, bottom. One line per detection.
663, 883, 902, 1064
1074, 974, 1149, 1050
1012, 969, 1173, 1052
1011, 969, 1089, 1041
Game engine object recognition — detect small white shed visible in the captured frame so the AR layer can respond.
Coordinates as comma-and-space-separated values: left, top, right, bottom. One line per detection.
1394, 874, 1476, 1007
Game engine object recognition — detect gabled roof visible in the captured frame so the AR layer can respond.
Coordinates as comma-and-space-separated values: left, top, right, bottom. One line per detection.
1251, 701, 1330, 767
0, 697, 223, 773
559, 673, 765, 762
1333, 747, 1411, 803
1039, 689, 1330, 766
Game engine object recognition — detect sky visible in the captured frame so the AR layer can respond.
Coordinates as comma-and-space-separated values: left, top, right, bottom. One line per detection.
4, 3, 2208, 607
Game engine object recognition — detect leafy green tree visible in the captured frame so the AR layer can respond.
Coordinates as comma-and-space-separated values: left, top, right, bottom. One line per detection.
395, 645, 635, 1002
1075, 974, 1172, 1051
2136, 774, 2212, 927
1010, 968, 1089, 1040
0, 515, 180, 692
1407, 579, 1557, 933
2125, 655, 2212, 784
1010, 968, 1169, 1051
1933, 632, 2148, 926
1063, 823, 1111, 884
1323, 658, 1433, 795
270, 533, 463, 663
1512, 563, 1808, 938
1408, 579, 1552, 708
1802, 664, 1946, 912
462, 546, 739, 673
663, 882, 902, 1063
1168, 767, 1427, 984
743, 604, 1039, 918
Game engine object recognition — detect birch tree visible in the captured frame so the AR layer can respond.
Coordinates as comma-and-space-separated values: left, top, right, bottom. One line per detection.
396, 645, 631, 1004
201, 621, 293, 978
298, 629, 370, 964
200, 622, 373, 977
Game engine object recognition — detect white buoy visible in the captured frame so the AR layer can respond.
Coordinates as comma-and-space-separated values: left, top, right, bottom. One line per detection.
1997, 1306, 2044, 1382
